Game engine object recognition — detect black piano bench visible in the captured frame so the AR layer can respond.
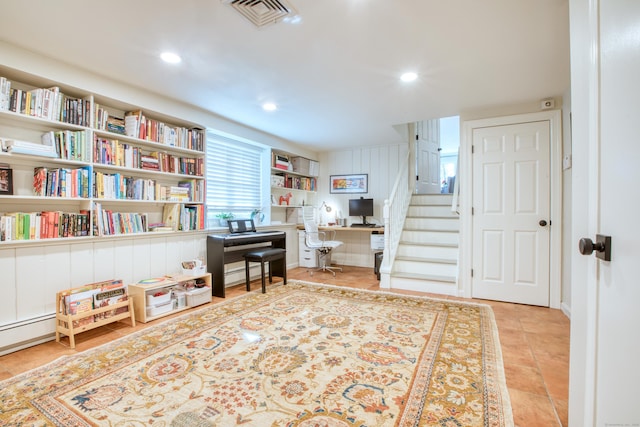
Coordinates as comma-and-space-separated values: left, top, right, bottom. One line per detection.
243, 248, 287, 293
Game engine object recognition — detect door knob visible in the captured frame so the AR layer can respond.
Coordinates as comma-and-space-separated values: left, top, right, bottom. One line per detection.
539, 220, 547, 227
579, 234, 612, 261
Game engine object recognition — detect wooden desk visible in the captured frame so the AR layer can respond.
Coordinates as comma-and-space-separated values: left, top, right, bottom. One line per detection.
301, 225, 384, 233
297, 225, 384, 268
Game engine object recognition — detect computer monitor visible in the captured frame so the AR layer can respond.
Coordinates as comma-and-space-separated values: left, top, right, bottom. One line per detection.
349, 197, 374, 226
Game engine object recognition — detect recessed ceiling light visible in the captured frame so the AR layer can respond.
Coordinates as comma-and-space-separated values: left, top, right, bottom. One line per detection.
160, 52, 182, 64
400, 72, 418, 82
262, 102, 278, 112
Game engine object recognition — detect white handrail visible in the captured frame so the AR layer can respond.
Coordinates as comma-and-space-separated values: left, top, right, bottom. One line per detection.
451, 147, 460, 214
380, 151, 413, 288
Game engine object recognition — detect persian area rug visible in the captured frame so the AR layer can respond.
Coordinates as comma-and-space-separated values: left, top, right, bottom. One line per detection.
0, 281, 513, 426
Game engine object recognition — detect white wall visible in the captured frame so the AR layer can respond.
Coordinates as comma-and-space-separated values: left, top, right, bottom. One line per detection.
316, 143, 408, 267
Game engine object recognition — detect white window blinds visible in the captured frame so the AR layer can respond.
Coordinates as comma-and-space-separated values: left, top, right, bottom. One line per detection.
206, 132, 264, 226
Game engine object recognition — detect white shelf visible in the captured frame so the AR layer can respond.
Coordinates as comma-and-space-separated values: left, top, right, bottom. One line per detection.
271, 186, 316, 193
0, 73, 207, 243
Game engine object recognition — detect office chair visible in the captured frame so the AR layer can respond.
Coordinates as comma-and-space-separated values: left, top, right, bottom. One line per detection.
304, 219, 343, 276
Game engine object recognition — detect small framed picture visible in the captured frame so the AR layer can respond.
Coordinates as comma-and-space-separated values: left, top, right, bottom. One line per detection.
0, 167, 12, 195
330, 174, 368, 194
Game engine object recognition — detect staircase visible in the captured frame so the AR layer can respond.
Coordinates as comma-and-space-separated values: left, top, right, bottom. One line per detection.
389, 194, 459, 295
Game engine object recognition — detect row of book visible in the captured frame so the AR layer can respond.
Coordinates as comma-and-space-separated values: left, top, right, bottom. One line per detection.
30, 165, 204, 202
93, 202, 148, 236
42, 130, 90, 162
93, 171, 156, 201
34, 166, 91, 198
0, 77, 91, 126
0, 77, 204, 151
60, 279, 129, 328
0, 203, 205, 241
161, 203, 205, 232
93, 137, 204, 176
279, 174, 317, 191
92, 171, 203, 202
119, 109, 205, 151
0, 210, 90, 241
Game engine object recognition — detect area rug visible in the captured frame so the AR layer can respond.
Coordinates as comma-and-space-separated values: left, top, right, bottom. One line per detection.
0, 281, 513, 426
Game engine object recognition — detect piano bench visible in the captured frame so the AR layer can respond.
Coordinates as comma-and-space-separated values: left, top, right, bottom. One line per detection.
243, 248, 287, 293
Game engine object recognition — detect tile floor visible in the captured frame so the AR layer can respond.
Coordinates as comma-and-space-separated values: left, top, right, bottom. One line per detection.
0, 266, 570, 426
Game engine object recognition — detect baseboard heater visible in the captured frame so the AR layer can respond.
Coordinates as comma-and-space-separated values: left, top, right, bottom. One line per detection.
0, 314, 56, 356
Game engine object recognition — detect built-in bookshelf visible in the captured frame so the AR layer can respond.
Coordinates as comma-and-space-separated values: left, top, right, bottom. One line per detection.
0, 73, 206, 243
270, 150, 318, 210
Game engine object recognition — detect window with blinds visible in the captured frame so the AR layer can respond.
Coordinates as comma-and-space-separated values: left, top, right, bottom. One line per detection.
206, 132, 267, 227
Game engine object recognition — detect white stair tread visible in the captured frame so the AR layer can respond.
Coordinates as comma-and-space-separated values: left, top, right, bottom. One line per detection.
395, 256, 457, 264
391, 272, 457, 283
399, 241, 458, 248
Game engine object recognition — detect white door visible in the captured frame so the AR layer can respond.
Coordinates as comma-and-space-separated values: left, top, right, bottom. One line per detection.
569, 1, 640, 425
416, 119, 441, 194
471, 121, 550, 306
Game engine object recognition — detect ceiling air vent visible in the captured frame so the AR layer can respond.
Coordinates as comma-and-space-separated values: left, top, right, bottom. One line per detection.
224, 0, 298, 28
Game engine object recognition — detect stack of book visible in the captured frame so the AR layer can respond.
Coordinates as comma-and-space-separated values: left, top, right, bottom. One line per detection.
273, 153, 290, 170
167, 186, 190, 202
3, 139, 58, 158
140, 154, 160, 171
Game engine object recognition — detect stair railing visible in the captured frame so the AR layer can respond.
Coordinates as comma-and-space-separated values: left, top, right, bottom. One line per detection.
380, 151, 414, 287
451, 147, 460, 214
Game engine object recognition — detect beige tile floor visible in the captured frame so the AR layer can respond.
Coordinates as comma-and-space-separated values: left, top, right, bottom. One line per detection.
0, 266, 569, 426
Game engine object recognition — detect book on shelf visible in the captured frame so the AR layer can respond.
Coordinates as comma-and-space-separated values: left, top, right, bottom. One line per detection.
149, 223, 174, 232
66, 289, 95, 328
162, 203, 180, 230
42, 130, 89, 162
0, 77, 11, 110
0, 215, 13, 241
124, 110, 143, 139
0, 164, 13, 195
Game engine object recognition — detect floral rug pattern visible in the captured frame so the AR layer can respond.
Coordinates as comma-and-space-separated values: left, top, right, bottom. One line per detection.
0, 281, 513, 426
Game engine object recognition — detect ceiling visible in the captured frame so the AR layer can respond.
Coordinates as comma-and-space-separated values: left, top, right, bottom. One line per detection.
0, 0, 570, 152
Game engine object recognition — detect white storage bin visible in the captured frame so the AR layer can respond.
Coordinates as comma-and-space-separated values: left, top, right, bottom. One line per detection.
146, 301, 173, 317
172, 290, 187, 308
291, 157, 319, 177
181, 265, 207, 276
186, 287, 211, 307
147, 290, 171, 306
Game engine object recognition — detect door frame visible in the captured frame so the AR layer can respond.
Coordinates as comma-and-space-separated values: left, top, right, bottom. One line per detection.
458, 110, 563, 308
